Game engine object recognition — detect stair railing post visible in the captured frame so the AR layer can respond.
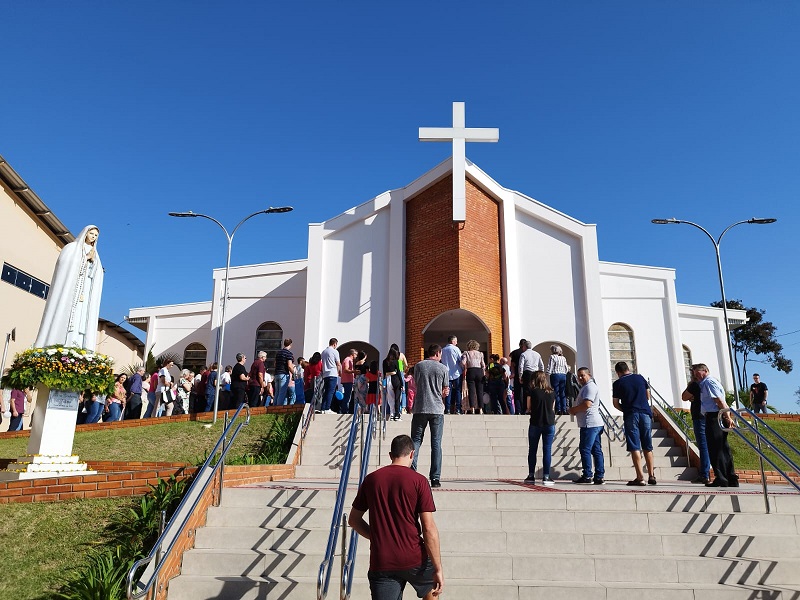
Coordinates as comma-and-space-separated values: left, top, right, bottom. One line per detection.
217, 412, 229, 507
750, 411, 771, 514
341, 512, 347, 594
151, 509, 167, 600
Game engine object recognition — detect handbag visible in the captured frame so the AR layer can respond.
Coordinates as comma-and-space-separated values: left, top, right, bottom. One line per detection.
162, 389, 175, 405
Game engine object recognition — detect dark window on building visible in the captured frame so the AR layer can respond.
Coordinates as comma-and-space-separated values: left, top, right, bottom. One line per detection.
183, 343, 208, 374
255, 321, 283, 372
1, 263, 49, 299
608, 323, 636, 381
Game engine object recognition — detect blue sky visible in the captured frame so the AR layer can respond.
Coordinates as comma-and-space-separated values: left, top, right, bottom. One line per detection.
2, 1, 799, 411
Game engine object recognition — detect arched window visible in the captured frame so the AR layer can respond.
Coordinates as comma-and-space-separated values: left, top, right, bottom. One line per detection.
255, 321, 283, 372
183, 343, 207, 374
683, 345, 693, 384
608, 323, 636, 380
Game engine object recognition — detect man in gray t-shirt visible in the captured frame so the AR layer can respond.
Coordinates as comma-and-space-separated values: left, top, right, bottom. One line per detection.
411, 344, 450, 488
567, 367, 605, 484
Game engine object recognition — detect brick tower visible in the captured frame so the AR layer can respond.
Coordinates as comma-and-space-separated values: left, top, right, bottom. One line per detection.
405, 174, 504, 363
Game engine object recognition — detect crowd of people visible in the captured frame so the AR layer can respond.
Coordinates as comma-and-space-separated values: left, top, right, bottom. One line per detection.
0, 333, 740, 490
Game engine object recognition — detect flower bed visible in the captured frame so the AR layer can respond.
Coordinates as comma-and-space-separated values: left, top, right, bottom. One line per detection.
0, 345, 115, 396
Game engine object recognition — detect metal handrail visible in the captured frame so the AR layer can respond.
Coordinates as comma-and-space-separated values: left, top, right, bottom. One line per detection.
341, 403, 377, 600
721, 408, 800, 502
598, 401, 625, 442
298, 385, 317, 466
126, 403, 251, 599
317, 403, 363, 600
648, 382, 692, 468
739, 409, 800, 465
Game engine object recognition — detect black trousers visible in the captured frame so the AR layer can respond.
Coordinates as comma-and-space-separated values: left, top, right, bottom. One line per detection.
513, 377, 524, 416
125, 393, 142, 420
705, 412, 738, 485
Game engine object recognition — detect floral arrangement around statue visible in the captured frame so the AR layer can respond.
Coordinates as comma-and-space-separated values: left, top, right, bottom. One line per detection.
0, 345, 115, 396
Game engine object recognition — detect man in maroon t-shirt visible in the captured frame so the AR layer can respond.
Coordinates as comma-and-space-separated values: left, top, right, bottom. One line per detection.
349, 435, 443, 599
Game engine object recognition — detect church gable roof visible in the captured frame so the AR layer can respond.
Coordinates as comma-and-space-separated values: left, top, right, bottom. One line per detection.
316, 158, 595, 237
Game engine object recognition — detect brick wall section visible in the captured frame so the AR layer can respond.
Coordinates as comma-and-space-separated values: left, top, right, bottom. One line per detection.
405, 176, 461, 362
0, 463, 294, 504
0, 404, 303, 440
459, 179, 504, 357
405, 175, 504, 361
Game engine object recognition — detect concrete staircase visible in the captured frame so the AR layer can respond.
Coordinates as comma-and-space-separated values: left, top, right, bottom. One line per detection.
296, 413, 695, 482
167, 413, 800, 599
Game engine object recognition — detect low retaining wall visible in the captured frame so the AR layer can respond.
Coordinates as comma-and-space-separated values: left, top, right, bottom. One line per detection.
0, 462, 295, 504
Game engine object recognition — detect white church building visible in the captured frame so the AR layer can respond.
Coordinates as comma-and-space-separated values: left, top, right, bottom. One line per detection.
127, 166, 741, 407
127, 104, 742, 406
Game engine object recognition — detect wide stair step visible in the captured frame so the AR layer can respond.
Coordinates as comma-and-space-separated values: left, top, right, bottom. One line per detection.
166, 413, 800, 599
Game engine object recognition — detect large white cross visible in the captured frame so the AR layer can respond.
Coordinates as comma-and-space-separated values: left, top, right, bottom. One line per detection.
419, 102, 499, 222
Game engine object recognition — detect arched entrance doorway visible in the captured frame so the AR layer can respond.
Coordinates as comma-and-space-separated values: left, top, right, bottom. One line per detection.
532, 341, 577, 372
422, 309, 491, 360
338, 341, 381, 365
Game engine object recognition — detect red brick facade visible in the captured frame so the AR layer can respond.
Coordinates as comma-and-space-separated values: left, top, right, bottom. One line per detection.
405, 175, 504, 361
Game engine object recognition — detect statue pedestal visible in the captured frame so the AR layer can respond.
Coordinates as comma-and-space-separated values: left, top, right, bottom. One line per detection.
0, 387, 95, 481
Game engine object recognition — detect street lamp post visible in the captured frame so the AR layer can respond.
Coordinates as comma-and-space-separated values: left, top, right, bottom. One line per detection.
651, 217, 777, 404
169, 207, 293, 424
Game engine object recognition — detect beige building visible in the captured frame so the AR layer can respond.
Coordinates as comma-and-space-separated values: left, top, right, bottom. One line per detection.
0, 154, 143, 431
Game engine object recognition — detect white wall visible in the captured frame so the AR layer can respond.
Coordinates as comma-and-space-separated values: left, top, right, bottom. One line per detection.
305, 197, 394, 355
129, 302, 212, 365
599, 263, 686, 407
678, 304, 740, 391
210, 261, 307, 364
514, 211, 582, 353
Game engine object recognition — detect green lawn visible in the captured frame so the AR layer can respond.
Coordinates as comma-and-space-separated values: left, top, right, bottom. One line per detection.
728, 420, 800, 472
0, 497, 129, 600
0, 411, 301, 599
0, 412, 297, 464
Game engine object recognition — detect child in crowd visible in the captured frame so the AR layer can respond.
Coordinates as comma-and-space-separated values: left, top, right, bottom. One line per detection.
366, 361, 380, 408
404, 365, 416, 413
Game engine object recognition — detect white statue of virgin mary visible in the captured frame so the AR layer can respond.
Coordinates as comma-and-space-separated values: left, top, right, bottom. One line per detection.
34, 224, 104, 351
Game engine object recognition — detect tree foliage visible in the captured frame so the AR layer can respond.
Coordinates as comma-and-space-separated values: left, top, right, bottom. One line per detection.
711, 299, 792, 390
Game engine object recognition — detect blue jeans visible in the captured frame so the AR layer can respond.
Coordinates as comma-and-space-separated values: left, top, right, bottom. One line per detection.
550, 373, 567, 413
275, 373, 291, 406
144, 391, 160, 417
322, 376, 338, 411
108, 402, 122, 422
368, 556, 436, 600
294, 381, 305, 404
579, 426, 605, 480
528, 424, 556, 477
86, 400, 104, 424
446, 377, 462, 414
341, 382, 354, 413
623, 412, 653, 452
411, 413, 444, 482
692, 417, 711, 479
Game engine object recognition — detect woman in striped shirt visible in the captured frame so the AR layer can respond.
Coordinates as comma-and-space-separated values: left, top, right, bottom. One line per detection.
547, 345, 569, 415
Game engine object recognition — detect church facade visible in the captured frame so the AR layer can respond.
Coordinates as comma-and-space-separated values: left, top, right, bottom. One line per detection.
127, 158, 742, 406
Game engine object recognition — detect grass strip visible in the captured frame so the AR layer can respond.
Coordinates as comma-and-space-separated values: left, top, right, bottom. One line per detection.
0, 413, 293, 465
0, 497, 129, 600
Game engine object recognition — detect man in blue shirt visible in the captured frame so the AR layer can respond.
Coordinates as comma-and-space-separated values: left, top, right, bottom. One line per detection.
612, 362, 655, 486
696, 363, 738, 487
440, 336, 463, 415
126, 366, 145, 419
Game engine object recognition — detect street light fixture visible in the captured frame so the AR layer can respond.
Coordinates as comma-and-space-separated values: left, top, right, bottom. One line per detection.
169, 206, 294, 424
651, 216, 777, 403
